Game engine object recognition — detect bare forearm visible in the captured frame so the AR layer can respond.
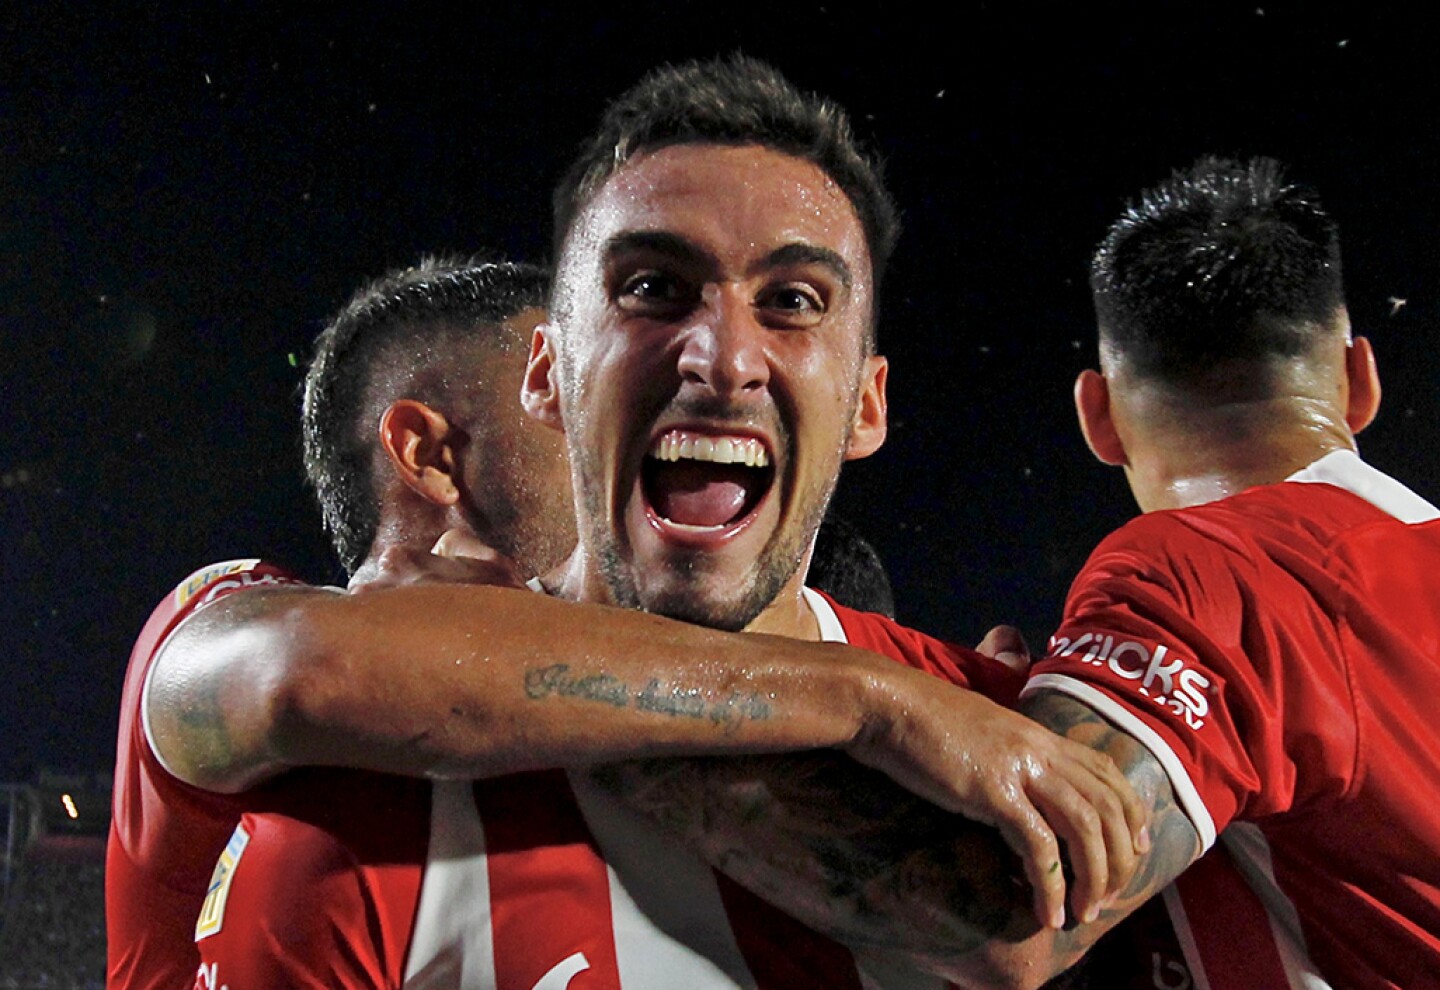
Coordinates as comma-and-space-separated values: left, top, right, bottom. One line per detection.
590, 752, 1031, 961
588, 751, 1034, 977
587, 691, 1197, 987
147, 584, 885, 792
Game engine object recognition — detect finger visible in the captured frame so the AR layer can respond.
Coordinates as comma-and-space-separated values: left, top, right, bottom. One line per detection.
975, 624, 1030, 672
1077, 745, 1150, 856
1028, 773, 1108, 925
993, 799, 1067, 930
431, 528, 500, 560
1067, 756, 1142, 897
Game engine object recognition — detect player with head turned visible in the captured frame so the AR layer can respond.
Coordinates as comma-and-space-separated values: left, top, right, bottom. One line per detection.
1019, 155, 1440, 988
304, 257, 576, 585
106, 257, 576, 988
173, 56, 1146, 988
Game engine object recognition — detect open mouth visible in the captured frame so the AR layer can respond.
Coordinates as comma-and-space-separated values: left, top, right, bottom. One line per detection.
641, 429, 775, 531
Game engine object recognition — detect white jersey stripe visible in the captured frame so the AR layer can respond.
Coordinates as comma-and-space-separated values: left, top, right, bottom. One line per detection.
1159, 884, 1214, 990
568, 772, 759, 989
1022, 672, 1218, 850
1222, 825, 1332, 990
404, 779, 498, 989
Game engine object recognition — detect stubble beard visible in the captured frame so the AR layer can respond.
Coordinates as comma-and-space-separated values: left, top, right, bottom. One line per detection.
576, 453, 839, 632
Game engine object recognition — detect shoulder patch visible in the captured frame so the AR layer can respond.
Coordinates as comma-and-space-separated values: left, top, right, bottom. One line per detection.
195, 822, 250, 941
175, 559, 263, 608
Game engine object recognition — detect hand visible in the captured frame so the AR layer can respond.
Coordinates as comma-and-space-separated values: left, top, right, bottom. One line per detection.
975, 624, 1030, 673
846, 666, 1149, 932
349, 528, 528, 593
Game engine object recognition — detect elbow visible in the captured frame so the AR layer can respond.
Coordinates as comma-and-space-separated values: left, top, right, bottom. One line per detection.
258, 603, 360, 768
144, 588, 352, 794
939, 938, 1084, 990
193, 600, 351, 791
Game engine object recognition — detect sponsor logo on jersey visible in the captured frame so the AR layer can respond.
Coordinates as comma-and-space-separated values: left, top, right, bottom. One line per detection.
195, 823, 250, 941
195, 569, 297, 607
175, 559, 261, 608
193, 961, 227, 990
532, 952, 591, 990
1048, 632, 1211, 730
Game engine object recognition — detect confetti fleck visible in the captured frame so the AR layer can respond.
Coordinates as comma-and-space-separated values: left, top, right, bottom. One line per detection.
1388, 296, 1407, 316
936, 89, 946, 98
204, 72, 212, 85
287, 352, 298, 367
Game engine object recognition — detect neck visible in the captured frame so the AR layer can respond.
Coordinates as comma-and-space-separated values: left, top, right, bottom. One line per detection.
543, 547, 822, 641
742, 570, 822, 640
1125, 396, 1356, 512
349, 506, 448, 588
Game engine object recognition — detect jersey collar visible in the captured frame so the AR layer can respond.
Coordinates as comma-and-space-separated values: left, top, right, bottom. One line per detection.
1287, 449, 1440, 523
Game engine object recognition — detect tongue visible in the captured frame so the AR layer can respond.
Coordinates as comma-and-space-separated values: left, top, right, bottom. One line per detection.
649, 461, 751, 527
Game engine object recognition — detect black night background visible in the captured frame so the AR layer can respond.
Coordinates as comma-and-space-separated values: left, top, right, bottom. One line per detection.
3, 2, 1437, 785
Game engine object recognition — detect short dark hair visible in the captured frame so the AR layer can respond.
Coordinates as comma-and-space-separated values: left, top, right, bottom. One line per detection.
809, 513, 896, 618
1090, 155, 1344, 382
552, 54, 900, 331
302, 257, 549, 574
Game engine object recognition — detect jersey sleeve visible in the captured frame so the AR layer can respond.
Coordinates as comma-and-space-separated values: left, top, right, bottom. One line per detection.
1022, 516, 1354, 851
821, 591, 1026, 704
108, 559, 309, 988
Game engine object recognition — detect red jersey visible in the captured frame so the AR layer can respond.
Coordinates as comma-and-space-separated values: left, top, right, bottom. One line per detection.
1026, 451, 1440, 990
192, 589, 1023, 989
106, 559, 308, 990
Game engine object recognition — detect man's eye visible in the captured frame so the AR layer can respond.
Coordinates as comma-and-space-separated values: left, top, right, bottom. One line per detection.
758, 284, 825, 322
619, 273, 685, 302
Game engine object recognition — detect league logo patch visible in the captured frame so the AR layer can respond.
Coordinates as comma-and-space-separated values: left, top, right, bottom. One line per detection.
195, 823, 250, 941
175, 559, 261, 608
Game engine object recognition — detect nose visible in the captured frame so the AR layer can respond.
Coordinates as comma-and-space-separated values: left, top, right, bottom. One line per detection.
676, 286, 770, 399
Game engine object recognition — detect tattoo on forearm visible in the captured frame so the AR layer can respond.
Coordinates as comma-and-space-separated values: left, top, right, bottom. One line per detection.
1021, 692, 1202, 958
590, 751, 1032, 963
590, 690, 1203, 978
523, 663, 772, 731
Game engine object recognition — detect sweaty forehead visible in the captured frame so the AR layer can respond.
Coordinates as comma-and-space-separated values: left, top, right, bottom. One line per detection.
566, 143, 872, 281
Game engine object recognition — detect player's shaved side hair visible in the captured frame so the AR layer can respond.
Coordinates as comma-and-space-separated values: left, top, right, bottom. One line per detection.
303, 258, 550, 574
551, 53, 899, 344
1091, 155, 1345, 384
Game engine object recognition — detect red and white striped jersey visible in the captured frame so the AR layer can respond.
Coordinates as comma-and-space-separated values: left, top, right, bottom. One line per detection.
1026, 451, 1440, 990
192, 589, 1024, 989
106, 559, 308, 990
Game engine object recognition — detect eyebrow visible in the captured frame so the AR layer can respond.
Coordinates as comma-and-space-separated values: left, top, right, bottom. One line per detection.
602, 231, 709, 268
759, 243, 853, 290
601, 231, 854, 290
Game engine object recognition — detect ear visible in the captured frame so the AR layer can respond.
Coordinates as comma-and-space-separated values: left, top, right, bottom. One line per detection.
1343, 335, 1381, 435
1074, 369, 1128, 466
844, 355, 888, 461
377, 399, 461, 506
520, 323, 565, 432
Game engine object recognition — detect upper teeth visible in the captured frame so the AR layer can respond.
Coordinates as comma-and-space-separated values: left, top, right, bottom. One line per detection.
650, 432, 770, 467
